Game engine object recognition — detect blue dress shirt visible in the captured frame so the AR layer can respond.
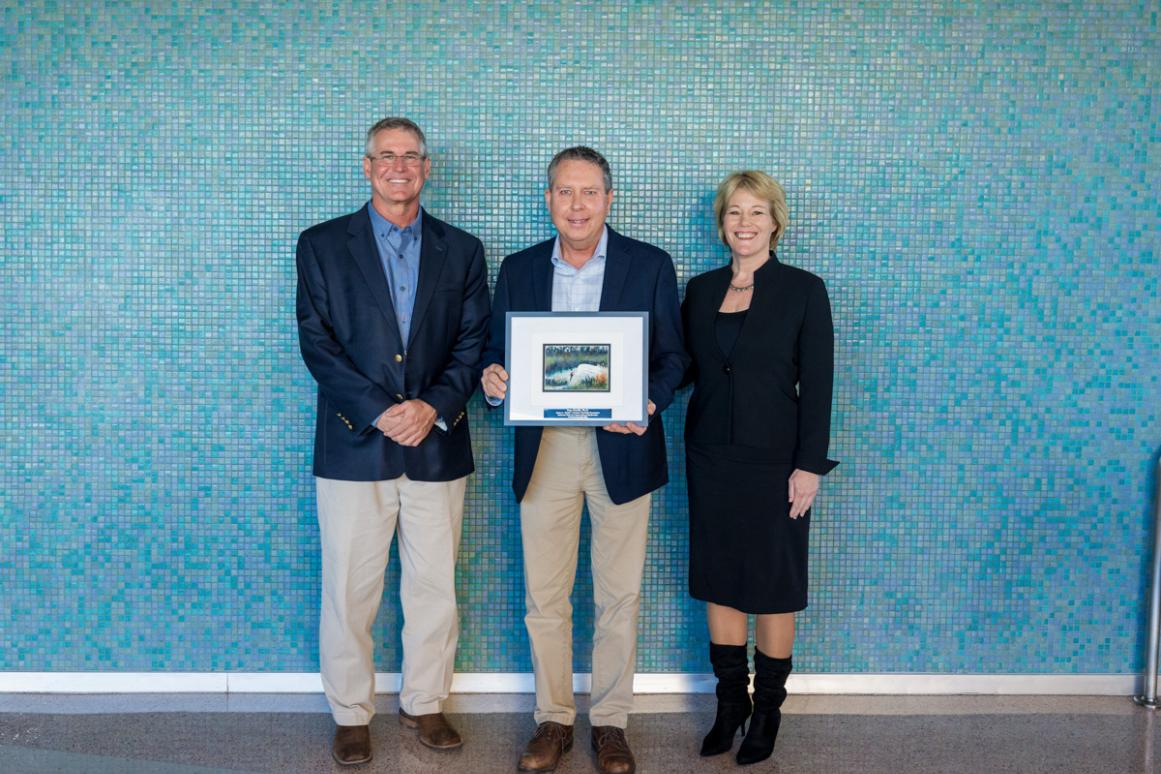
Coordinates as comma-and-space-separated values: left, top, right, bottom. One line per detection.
366, 204, 447, 431
367, 202, 422, 347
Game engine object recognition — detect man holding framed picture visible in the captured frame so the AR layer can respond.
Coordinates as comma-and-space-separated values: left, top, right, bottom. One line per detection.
479, 146, 686, 774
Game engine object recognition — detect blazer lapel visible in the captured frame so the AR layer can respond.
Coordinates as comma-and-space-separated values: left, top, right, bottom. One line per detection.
734, 254, 785, 355
407, 209, 447, 348
598, 227, 630, 310
347, 206, 402, 345
532, 242, 554, 311
703, 266, 732, 361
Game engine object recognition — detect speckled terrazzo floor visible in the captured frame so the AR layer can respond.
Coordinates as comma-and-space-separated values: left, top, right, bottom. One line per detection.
0, 695, 1156, 773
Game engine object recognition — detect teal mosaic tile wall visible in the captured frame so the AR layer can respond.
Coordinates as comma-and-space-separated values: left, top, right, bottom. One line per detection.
1, 1, 1158, 675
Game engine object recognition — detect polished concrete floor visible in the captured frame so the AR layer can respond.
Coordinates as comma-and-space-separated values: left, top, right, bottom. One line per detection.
0, 694, 1156, 773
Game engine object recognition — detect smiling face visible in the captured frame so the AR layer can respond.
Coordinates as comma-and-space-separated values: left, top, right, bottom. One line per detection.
545, 159, 614, 258
721, 187, 778, 261
362, 127, 430, 224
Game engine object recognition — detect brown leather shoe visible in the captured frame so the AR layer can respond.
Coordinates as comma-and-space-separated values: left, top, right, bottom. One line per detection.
518, 721, 574, 772
332, 724, 371, 766
399, 709, 463, 750
591, 726, 636, 774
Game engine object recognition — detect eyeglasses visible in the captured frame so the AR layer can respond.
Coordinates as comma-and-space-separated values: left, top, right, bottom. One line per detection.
366, 152, 426, 167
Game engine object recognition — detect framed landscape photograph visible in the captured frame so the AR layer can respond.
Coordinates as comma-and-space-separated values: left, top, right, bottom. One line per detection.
542, 344, 611, 393
504, 312, 649, 426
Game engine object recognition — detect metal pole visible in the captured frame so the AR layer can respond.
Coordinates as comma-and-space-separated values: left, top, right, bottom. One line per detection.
1134, 457, 1161, 709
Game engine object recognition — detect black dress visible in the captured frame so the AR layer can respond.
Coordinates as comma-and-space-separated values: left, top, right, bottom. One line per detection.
682, 255, 837, 614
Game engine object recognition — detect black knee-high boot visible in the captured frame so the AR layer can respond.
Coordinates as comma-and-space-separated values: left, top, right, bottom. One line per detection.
736, 648, 791, 765
700, 643, 752, 756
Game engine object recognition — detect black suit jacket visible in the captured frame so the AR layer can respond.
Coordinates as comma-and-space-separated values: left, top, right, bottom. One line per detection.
481, 227, 688, 504
681, 254, 837, 474
296, 205, 490, 481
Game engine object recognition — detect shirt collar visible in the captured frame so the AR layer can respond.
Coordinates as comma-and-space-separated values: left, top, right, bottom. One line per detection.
367, 202, 422, 240
551, 226, 608, 271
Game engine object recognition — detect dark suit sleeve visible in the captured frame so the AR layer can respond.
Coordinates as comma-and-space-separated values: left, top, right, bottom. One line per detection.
794, 277, 838, 474
647, 254, 689, 413
417, 239, 491, 423
677, 289, 697, 391
296, 230, 394, 431
479, 258, 510, 373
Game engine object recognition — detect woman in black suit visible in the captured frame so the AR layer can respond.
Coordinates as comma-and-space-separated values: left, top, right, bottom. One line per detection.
682, 171, 837, 765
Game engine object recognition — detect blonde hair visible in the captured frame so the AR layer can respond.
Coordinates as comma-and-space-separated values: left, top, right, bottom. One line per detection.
714, 171, 789, 250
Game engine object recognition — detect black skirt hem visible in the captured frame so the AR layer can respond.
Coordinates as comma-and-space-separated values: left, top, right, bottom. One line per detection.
688, 589, 807, 616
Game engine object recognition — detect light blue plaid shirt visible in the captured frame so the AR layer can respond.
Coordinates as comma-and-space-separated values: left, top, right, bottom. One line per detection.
550, 227, 608, 312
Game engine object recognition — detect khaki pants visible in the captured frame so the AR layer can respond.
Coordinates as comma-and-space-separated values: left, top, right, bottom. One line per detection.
316, 474, 467, 725
520, 427, 651, 729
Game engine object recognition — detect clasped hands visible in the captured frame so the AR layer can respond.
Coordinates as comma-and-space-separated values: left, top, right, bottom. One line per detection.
481, 364, 655, 436
375, 399, 437, 447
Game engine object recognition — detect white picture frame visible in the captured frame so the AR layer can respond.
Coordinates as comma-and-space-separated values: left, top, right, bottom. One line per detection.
504, 312, 649, 426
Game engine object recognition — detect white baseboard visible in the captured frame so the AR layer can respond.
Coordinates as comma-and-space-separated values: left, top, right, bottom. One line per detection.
0, 672, 1140, 696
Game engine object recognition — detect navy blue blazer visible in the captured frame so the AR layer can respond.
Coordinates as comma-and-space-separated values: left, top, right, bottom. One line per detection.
296, 205, 490, 481
481, 227, 688, 505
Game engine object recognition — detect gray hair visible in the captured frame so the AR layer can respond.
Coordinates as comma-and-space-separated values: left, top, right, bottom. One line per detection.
365, 117, 428, 157
547, 146, 613, 192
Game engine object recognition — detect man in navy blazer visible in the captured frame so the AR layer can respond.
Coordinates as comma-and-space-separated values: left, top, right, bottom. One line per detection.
296, 117, 489, 765
480, 147, 686, 774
